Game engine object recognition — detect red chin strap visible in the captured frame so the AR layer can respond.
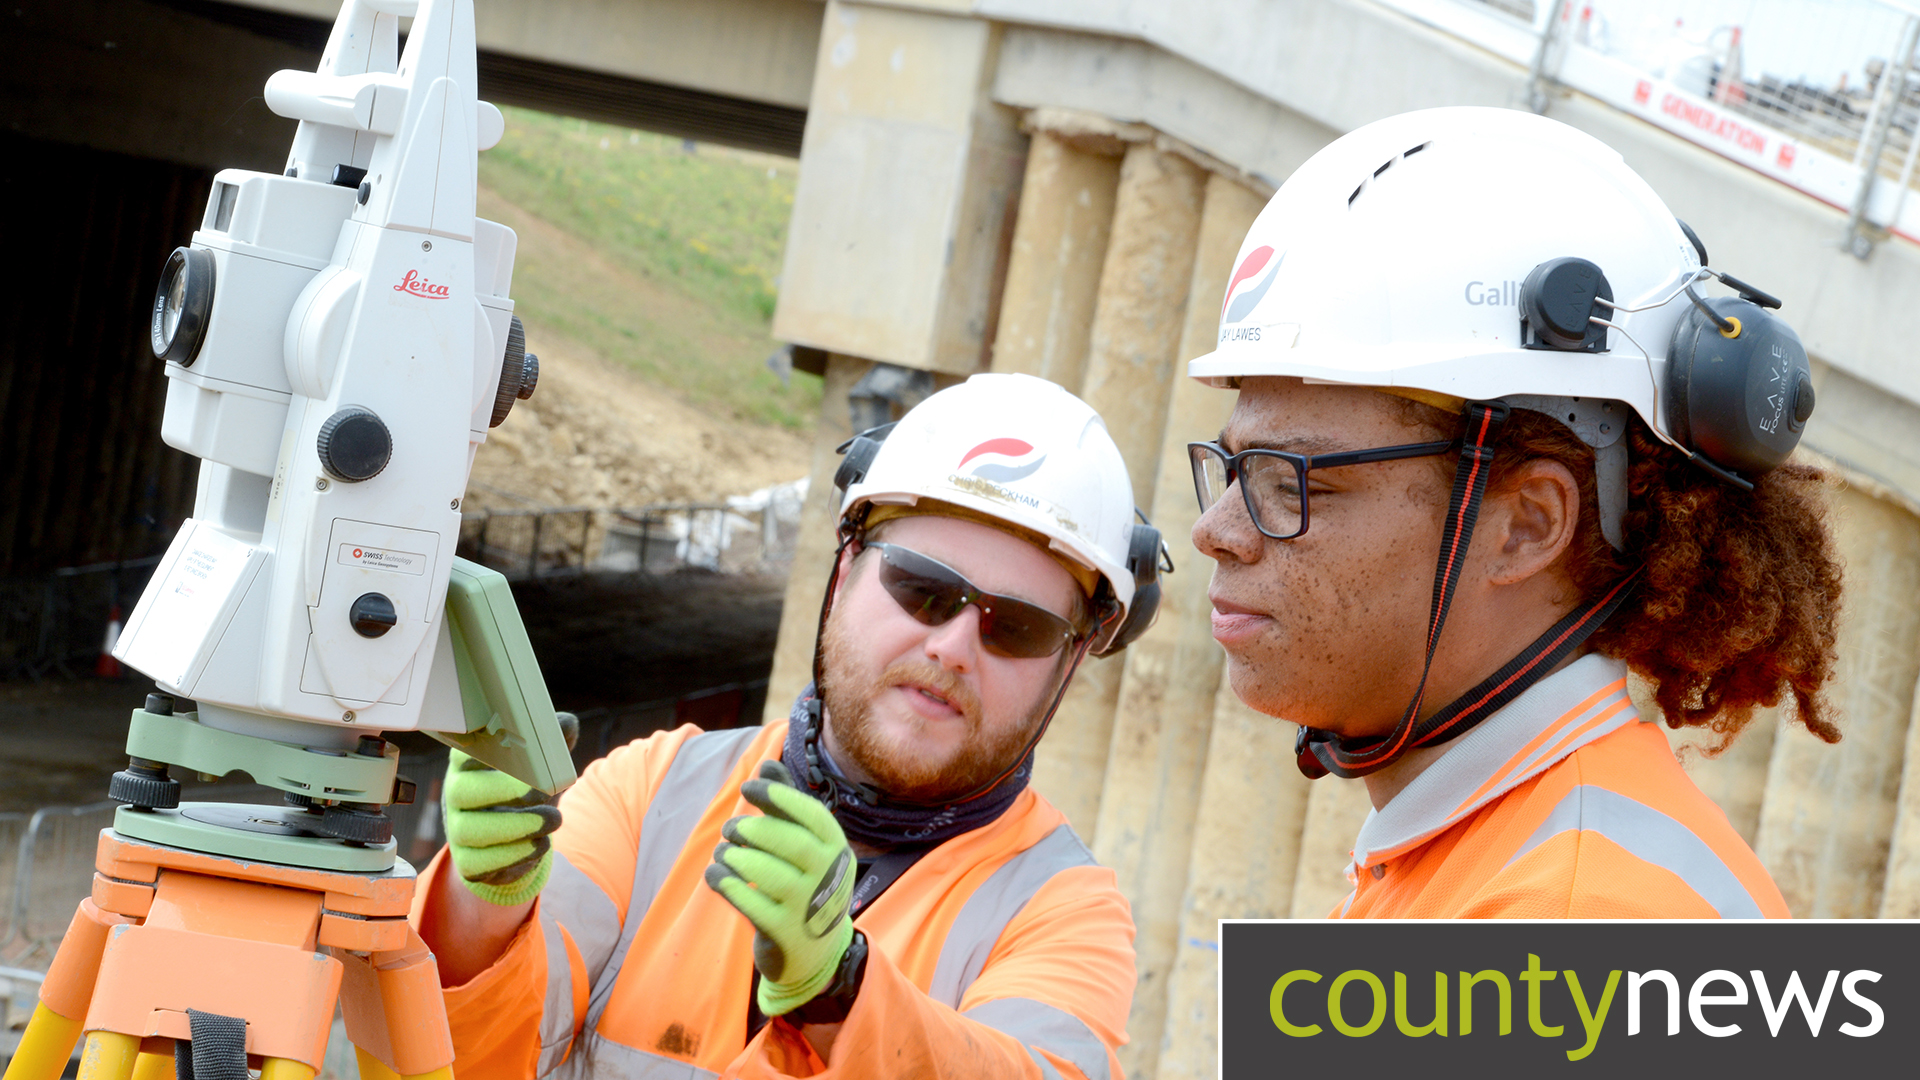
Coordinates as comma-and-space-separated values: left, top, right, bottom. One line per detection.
1294, 401, 1640, 781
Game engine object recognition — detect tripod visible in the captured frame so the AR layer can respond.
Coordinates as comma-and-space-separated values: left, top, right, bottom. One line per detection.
4, 802, 452, 1080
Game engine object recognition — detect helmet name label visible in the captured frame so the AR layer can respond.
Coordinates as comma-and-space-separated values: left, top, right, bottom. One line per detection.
1464, 280, 1521, 306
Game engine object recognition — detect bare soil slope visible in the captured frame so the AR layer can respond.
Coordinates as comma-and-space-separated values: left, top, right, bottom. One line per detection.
465, 184, 813, 511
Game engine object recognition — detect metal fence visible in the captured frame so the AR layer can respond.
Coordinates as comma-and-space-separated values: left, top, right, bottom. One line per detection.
0, 559, 160, 682
0, 802, 116, 972
459, 481, 807, 580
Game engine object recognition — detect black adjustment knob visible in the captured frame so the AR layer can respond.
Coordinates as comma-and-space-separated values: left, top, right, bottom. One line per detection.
1792, 373, 1816, 425
490, 316, 538, 427
144, 692, 174, 716
317, 406, 392, 482
349, 593, 397, 638
320, 805, 393, 845
1520, 257, 1613, 351
110, 758, 181, 810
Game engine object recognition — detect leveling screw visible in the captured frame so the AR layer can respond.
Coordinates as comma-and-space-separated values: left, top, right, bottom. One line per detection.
316, 478, 330, 491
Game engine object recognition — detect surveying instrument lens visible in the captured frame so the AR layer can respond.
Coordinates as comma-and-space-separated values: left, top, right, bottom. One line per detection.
150, 246, 214, 366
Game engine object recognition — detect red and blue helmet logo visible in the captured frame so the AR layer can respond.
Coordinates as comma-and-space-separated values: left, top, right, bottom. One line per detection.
1221, 245, 1281, 324
958, 438, 1045, 483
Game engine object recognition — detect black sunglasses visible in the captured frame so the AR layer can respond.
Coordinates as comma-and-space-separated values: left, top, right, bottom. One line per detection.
867, 542, 1087, 659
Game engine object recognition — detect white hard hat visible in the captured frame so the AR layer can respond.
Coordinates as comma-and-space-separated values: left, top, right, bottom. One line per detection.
1191, 106, 1702, 448
839, 373, 1145, 643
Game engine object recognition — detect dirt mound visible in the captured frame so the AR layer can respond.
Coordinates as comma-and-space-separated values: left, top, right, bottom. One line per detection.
466, 186, 814, 511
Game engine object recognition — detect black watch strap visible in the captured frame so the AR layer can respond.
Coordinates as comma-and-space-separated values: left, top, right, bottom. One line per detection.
788, 930, 869, 1026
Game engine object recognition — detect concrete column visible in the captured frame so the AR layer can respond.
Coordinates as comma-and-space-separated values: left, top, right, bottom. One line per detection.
1076, 143, 1208, 510
774, 1, 1026, 374
989, 130, 1121, 389
762, 354, 871, 721
1156, 685, 1313, 1080
1082, 172, 1259, 1080
1029, 144, 1205, 843
1289, 777, 1374, 918
1755, 486, 1920, 916
1880, 673, 1920, 915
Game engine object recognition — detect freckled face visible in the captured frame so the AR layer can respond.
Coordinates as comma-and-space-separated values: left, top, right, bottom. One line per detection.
1190, 378, 1451, 738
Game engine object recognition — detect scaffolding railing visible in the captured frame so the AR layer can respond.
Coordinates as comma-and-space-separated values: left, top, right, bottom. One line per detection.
1382, 0, 1920, 253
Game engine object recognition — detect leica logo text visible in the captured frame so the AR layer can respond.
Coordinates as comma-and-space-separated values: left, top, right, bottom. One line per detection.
394, 269, 450, 299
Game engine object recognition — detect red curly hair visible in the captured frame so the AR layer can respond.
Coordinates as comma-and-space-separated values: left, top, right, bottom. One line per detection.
1407, 401, 1844, 751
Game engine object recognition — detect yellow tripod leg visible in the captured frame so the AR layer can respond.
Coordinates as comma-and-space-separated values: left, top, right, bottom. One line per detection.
355, 1047, 403, 1080
75, 1031, 141, 1080
129, 1053, 174, 1080
259, 1060, 317, 1080
3, 1004, 85, 1080
353, 1051, 453, 1080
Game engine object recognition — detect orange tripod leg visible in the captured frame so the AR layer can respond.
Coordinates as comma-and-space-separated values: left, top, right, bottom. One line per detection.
338, 926, 455, 1079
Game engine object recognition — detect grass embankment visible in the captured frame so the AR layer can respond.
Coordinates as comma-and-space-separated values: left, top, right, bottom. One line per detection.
479, 108, 818, 430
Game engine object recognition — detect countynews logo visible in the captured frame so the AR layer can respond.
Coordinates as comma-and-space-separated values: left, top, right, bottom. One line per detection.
1266, 955, 1884, 1061
958, 438, 1045, 484
393, 269, 450, 299
1221, 922, 1915, 1074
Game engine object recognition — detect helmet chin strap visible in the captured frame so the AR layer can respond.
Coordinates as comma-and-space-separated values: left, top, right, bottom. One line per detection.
1294, 401, 1641, 781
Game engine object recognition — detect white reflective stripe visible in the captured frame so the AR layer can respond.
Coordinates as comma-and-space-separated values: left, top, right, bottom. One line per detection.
535, 852, 621, 1074
927, 825, 1096, 1008
583, 725, 765, 1033
1505, 785, 1766, 919
963, 997, 1110, 1080
546, 1032, 720, 1079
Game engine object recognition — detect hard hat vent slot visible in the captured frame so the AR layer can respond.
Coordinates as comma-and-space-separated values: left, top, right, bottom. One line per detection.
1403, 141, 1430, 158
1348, 182, 1365, 207
1374, 159, 1394, 178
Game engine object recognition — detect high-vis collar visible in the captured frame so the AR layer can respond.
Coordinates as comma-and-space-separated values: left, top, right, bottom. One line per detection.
1349, 653, 1642, 870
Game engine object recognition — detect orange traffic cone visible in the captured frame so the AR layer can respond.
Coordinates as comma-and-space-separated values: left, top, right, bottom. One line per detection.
96, 604, 122, 678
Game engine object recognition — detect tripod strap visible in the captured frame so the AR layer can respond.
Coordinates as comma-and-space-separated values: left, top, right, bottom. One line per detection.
176, 1009, 248, 1080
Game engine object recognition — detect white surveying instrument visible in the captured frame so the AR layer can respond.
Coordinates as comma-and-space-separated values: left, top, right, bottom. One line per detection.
7, 3, 573, 1078
108, 0, 570, 863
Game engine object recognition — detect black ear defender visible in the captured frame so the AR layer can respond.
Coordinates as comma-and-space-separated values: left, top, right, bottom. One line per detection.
1091, 513, 1173, 657
1517, 224, 1813, 493
1519, 257, 1614, 351
1665, 279, 1813, 490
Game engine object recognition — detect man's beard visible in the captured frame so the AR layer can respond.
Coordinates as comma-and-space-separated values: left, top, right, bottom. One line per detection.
817, 612, 1053, 804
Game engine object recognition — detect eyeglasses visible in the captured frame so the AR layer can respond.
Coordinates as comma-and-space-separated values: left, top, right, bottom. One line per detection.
1188, 437, 1459, 540
867, 542, 1087, 659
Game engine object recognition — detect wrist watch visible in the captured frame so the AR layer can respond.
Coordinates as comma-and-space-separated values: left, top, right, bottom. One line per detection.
789, 930, 869, 1026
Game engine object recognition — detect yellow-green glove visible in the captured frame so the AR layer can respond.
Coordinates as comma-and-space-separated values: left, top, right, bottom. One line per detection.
442, 748, 563, 906
704, 760, 856, 1017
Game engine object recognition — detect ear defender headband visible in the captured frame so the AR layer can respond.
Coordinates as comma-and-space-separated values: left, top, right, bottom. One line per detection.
831, 423, 1165, 658
1516, 221, 1815, 492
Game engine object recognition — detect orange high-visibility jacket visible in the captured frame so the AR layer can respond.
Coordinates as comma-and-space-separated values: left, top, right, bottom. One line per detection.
411, 721, 1136, 1079
1331, 654, 1790, 919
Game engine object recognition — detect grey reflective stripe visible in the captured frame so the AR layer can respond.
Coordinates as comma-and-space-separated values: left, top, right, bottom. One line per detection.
547, 1032, 720, 1080
583, 725, 766, 1034
535, 851, 621, 1074
928, 824, 1097, 1008
963, 997, 1110, 1080
1506, 785, 1766, 919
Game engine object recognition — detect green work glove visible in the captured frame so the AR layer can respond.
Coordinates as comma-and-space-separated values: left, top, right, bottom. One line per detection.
442, 748, 563, 906
704, 760, 856, 1018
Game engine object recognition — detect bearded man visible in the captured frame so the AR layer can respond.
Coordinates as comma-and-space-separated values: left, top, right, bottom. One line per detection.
415, 372, 1165, 1077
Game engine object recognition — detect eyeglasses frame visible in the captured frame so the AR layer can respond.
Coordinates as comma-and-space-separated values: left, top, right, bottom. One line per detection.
1188, 437, 1461, 541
